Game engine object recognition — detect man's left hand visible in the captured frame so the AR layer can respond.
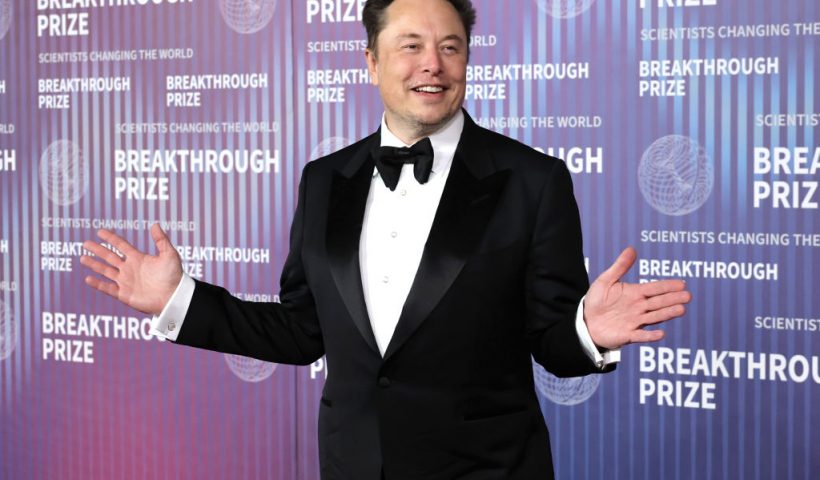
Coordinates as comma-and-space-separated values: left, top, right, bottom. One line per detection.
584, 247, 692, 350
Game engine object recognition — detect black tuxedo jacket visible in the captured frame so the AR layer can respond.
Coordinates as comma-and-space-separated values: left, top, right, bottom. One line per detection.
175, 111, 608, 479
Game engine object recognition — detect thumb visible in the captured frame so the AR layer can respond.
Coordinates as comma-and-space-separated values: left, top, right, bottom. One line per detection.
596, 246, 637, 286
150, 223, 174, 255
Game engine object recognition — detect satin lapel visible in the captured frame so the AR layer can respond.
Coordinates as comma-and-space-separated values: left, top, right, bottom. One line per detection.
383, 115, 510, 361
326, 133, 381, 355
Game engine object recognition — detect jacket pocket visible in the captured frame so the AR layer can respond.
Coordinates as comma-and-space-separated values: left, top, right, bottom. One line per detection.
462, 405, 530, 423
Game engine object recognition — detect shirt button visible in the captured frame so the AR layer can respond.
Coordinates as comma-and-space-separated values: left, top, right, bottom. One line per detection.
390, 231, 398, 238
378, 377, 391, 388
168, 322, 176, 331
400, 189, 407, 196
382, 276, 390, 284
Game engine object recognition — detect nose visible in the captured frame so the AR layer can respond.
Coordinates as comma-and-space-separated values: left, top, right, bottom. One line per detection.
421, 47, 444, 76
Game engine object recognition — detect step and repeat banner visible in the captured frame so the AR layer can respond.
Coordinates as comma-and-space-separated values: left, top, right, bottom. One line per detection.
1, 0, 817, 478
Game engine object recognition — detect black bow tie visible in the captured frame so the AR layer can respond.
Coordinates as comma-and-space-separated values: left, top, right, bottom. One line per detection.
373, 137, 434, 191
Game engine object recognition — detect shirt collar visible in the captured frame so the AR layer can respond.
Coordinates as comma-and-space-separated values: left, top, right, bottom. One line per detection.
375, 110, 464, 178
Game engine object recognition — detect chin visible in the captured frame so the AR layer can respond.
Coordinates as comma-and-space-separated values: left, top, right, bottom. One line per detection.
414, 110, 456, 127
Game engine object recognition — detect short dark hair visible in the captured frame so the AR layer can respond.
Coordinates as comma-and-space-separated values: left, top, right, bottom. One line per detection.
362, 0, 477, 57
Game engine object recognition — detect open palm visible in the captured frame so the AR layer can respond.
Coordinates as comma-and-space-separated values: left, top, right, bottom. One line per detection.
81, 223, 183, 315
584, 247, 691, 350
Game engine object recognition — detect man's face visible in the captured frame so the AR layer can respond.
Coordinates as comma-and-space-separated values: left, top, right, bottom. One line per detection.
365, 0, 468, 142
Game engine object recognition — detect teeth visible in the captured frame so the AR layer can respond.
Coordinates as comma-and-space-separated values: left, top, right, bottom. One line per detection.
414, 86, 444, 93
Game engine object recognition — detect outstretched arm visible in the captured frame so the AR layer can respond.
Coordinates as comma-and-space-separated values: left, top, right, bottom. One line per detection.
80, 164, 325, 365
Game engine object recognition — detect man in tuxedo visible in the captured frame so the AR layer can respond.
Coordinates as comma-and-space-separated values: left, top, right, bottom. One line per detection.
81, 0, 691, 478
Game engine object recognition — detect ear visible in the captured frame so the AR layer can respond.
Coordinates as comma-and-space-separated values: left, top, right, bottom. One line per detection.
365, 48, 379, 86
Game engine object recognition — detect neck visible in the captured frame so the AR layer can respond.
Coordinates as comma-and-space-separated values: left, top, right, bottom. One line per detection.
386, 125, 437, 146
383, 113, 457, 146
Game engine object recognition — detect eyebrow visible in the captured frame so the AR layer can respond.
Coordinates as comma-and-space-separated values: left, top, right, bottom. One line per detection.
393, 33, 465, 44
395, 33, 421, 40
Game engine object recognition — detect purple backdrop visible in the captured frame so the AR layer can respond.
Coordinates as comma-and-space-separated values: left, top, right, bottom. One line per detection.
1, 0, 818, 478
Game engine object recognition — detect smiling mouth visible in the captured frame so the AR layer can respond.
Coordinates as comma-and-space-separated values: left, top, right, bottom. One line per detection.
413, 85, 446, 93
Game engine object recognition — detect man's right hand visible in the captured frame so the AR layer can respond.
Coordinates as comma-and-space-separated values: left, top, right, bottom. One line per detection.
80, 223, 183, 316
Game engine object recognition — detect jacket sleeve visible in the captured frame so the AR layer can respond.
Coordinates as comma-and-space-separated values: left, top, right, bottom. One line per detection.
525, 159, 611, 377
173, 162, 324, 365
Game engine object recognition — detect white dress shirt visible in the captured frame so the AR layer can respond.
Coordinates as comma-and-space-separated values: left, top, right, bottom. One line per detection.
151, 110, 619, 367
360, 112, 460, 355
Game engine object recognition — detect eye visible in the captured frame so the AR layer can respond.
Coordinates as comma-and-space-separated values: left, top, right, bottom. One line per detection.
442, 45, 459, 54
402, 43, 419, 51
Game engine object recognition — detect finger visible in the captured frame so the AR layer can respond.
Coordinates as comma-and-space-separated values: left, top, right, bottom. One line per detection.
641, 304, 687, 325
96, 228, 139, 258
595, 246, 637, 286
638, 279, 687, 298
150, 223, 174, 254
82, 240, 124, 267
630, 328, 665, 344
84, 275, 120, 299
644, 290, 692, 312
79, 255, 119, 282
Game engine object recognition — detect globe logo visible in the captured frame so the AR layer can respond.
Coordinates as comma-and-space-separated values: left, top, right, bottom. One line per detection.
219, 0, 277, 34
39, 139, 90, 206
535, 0, 597, 19
224, 353, 277, 382
638, 135, 714, 216
0, 300, 17, 361
0, 0, 11, 41
532, 357, 600, 405
309, 137, 352, 162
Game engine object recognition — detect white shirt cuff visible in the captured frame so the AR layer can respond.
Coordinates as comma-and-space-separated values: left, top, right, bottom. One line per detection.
150, 273, 195, 342
575, 295, 621, 368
